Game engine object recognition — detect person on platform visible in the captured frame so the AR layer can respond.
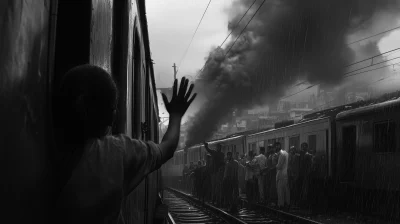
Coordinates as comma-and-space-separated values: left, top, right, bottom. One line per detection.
253, 147, 267, 203
288, 146, 300, 206
54, 64, 196, 223
276, 142, 290, 209
245, 151, 257, 203
204, 142, 225, 205
223, 151, 239, 212
298, 142, 313, 206
264, 144, 274, 203
267, 143, 280, 206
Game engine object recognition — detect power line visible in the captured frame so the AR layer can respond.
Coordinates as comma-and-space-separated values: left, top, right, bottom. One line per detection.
347, 25, 400, 45
282, 61, 400, 101
344, 61, 400, 78
176, 0, 212, 75
344, 56, 400, 76
220, 0, 257, 48
310, 74, 397, 112
291, 48, 400, 88
345, 48, 400, 67
224, 0, 266, 57
194, 0, 258, 79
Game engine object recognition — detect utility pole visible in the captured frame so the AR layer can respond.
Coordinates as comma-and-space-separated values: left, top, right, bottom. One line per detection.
172, 63, 177, 80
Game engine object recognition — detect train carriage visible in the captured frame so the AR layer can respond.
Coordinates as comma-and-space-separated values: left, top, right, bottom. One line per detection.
246, 117, 332, 176
336, 98, 400, 191
186, 135, 246, 165
1, 0, 163, 223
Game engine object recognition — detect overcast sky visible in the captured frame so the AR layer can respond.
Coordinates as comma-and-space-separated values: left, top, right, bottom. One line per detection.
147, 0, 233, 88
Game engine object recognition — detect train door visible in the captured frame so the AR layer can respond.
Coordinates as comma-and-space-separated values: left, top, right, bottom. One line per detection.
341, 125, 356, 182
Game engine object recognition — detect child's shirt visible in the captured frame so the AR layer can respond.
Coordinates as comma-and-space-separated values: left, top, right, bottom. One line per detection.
56, 134, 162, 223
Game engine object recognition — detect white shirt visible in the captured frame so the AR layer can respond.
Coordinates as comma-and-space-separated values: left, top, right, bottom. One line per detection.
56, 134, 162, 224
254, 154, 267, 169
276, 149, 289, 181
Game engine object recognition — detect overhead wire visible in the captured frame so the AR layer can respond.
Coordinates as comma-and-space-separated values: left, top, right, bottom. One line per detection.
347, 25, 400, 45
224, 0, 266, 57
310, 72, 400, 112
176, 0, 212, 75
281, 61, 400, 100
220, 0, 257, 48
195, 0, 263, 79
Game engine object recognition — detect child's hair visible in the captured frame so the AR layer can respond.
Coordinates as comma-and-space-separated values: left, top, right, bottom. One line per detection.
57, 64, 118, 146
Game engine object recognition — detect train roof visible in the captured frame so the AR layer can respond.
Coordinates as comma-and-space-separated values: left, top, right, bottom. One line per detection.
247, 117, 330, 138
185, 135, 244, 150
336, 97, 400, 120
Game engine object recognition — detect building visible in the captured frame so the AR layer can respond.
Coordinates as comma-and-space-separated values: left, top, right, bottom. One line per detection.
288, 108, 313, 119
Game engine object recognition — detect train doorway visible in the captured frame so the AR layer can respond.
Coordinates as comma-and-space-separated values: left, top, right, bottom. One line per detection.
341, 125, 356, 182
52, 0, 92, 140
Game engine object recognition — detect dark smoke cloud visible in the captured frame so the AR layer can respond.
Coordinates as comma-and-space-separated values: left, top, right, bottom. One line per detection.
185, 0, 400, 147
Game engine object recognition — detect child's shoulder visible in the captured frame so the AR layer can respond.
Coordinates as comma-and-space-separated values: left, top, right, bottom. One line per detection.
96, 134, 133, 152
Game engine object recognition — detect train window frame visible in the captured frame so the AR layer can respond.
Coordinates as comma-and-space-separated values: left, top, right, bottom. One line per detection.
373, 120, 396, 153
289, 135, 300, 151
308, 135, 317, 153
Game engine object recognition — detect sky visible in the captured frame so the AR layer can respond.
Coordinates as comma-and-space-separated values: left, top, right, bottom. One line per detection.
147, 0, 232, 88
147, 0, 400, 123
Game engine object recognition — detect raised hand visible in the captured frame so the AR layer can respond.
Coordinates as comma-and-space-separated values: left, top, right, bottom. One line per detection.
162, 77, 196, 118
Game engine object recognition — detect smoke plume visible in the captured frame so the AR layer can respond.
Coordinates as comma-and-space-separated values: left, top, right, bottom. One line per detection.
185, 0, 400, 147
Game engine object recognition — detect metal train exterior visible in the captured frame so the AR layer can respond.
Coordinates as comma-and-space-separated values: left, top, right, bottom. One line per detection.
1, 1, 163, 223
163, 98, 400, 211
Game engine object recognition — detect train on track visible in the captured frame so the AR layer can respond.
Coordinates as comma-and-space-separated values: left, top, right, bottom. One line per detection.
1, 1, 163, 223
163, 96, 400, 215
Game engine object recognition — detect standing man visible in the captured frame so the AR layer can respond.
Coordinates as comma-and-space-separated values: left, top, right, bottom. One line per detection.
204, 142, 225, 205
298, 142, 312, 206
253, 147, 267, 203
288, 146, 300, 206
245, 151, 257, 203
268, 143, 280, 206
264, 144, 274, 204
223, 151, 239, 212
276, 142, 290, 209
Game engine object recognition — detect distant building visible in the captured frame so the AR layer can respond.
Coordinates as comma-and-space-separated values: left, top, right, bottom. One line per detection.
289, 108, 313, 119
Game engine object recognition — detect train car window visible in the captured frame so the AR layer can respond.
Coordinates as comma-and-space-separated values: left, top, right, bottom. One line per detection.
308, 135, 317, 152
251, 143, 256, 152
132, 31, 142, 139
373, 121, 396, 153
276, 137, 285, 149
289, 135, 300, 151
268, 139, 276, 145
341, 126, 356, 182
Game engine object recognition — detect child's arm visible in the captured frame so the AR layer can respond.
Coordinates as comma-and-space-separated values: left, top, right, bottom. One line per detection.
122, 78, 196, 194
159, 77, 196, 163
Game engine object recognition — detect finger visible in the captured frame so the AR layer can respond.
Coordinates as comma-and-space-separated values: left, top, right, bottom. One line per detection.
182, 78, 189, 97
185, 83, 195, 101
187, 93, 197, 106
172, 79, 178, 98
178, 77, 186, 97
161, 93, 169, 107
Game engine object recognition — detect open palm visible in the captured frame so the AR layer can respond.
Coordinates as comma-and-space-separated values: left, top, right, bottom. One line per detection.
162, 77, 196, 117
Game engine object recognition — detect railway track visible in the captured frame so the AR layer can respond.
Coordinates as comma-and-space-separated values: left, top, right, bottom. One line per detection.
163, 189, 229, 223
165, 188, 323, 224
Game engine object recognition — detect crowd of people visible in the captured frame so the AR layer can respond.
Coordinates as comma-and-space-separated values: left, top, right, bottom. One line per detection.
181, 141, 328, 213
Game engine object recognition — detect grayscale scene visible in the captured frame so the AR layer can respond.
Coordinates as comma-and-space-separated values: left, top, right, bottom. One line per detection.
1, 0, 400, 223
